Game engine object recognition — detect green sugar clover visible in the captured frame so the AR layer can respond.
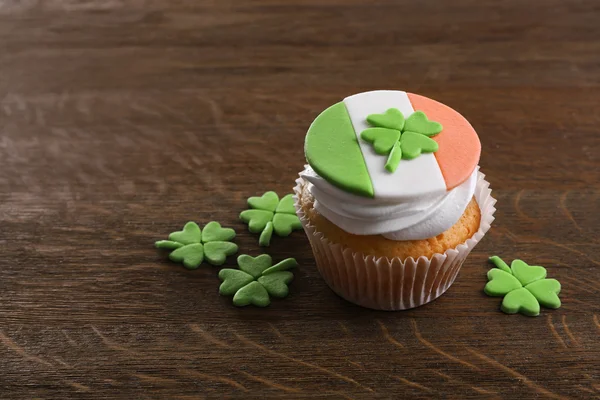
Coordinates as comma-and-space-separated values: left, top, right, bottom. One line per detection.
239, 191, 302, 246
485, 256, 562, 317
219, 254, 297, 307
155, 221, 238, 269
360, 108, 443, 173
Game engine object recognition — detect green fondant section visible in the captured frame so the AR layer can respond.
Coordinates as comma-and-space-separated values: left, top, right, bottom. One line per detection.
240, 209, 274, 233
273, 213, 302, 237
404, 111, 443, 136
219, 269, 254, 296
511, 259, 547, 286
361, 127, 401, 155
202, 221, 235, 243
238, 254, 272, 279
501, 287, 540, 316
275, 194, 296, 214
155, 240, 183, 250
489, 256, 511, 273
385, 142, 402, 173
169, 221, 201, 245
366, 108, 405, 131
525, 279, 561, 309
484, 256, 562, 316
233, 281, 271, 307
400, 131, 439, 159
485, 269, 522, 296
204, 241, 238, 266
258, 271, 294, 298
305, 102, 374, 197
259, 221, 274, 247
263, 258, 297, 275
248, 191, 279, 212
169, 243, 204, 270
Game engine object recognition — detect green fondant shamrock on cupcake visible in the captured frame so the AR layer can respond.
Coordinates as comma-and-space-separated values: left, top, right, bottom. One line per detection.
155, 221, 238, 269
485, 256, 561, 316
219, 254, 297, 307
240, 191, 302, 246
361, 108, 442, 172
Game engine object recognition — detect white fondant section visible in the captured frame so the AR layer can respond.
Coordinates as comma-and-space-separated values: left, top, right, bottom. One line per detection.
301, 166, 478, 240
343, 90, 447, 200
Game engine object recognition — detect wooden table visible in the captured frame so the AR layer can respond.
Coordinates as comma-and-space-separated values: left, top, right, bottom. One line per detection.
1, 1, 598, 398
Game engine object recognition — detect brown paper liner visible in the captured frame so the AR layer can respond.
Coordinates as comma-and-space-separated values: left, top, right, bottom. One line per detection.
293, 169, 496, 310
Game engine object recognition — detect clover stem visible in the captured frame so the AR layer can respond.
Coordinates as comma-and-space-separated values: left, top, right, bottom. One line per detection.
259, 221, 274, 247
489, 256, 511, 273
385, 141, 402, 173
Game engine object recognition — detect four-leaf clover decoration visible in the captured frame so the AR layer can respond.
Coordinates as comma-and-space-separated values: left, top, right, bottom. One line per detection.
219, 254, 297, 307
360, 108, 443, 173
485, 256, 562, 316
240, 191, 302, 246
155, 221, 238, 269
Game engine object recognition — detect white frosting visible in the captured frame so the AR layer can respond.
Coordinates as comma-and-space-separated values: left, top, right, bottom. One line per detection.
343, 90, 447, 199
301, 167, 478, 241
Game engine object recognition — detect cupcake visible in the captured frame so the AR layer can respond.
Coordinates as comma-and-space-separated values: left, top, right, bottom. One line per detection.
294, 90, 496, 310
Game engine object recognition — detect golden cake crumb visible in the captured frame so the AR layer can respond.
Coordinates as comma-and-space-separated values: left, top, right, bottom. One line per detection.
299, 184, 481, 259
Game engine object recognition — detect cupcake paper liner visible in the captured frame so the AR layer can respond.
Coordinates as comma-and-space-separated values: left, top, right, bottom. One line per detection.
293, 168, 496, 311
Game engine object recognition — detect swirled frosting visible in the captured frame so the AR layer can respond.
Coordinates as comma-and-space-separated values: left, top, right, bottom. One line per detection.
301, 166, 478, 241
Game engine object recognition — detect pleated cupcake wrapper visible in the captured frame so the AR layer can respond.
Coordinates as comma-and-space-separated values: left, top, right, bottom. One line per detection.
293, 168, 496, 311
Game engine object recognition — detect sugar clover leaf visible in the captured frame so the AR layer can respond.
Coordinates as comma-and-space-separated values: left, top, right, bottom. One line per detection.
360, 108, 443, 173
155, 221, 238, 269
240, 191, 302, 246
485, 256, 562, 316
218, 254, 297, 307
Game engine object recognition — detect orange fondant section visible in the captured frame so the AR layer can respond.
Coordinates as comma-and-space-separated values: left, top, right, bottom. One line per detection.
407, 93, 481, 190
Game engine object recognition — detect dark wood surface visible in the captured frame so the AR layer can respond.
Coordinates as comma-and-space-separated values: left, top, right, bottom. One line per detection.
1, 0, 599, 398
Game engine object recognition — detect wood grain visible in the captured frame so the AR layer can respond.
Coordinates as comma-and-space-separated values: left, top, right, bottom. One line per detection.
0, 0, 599, 398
